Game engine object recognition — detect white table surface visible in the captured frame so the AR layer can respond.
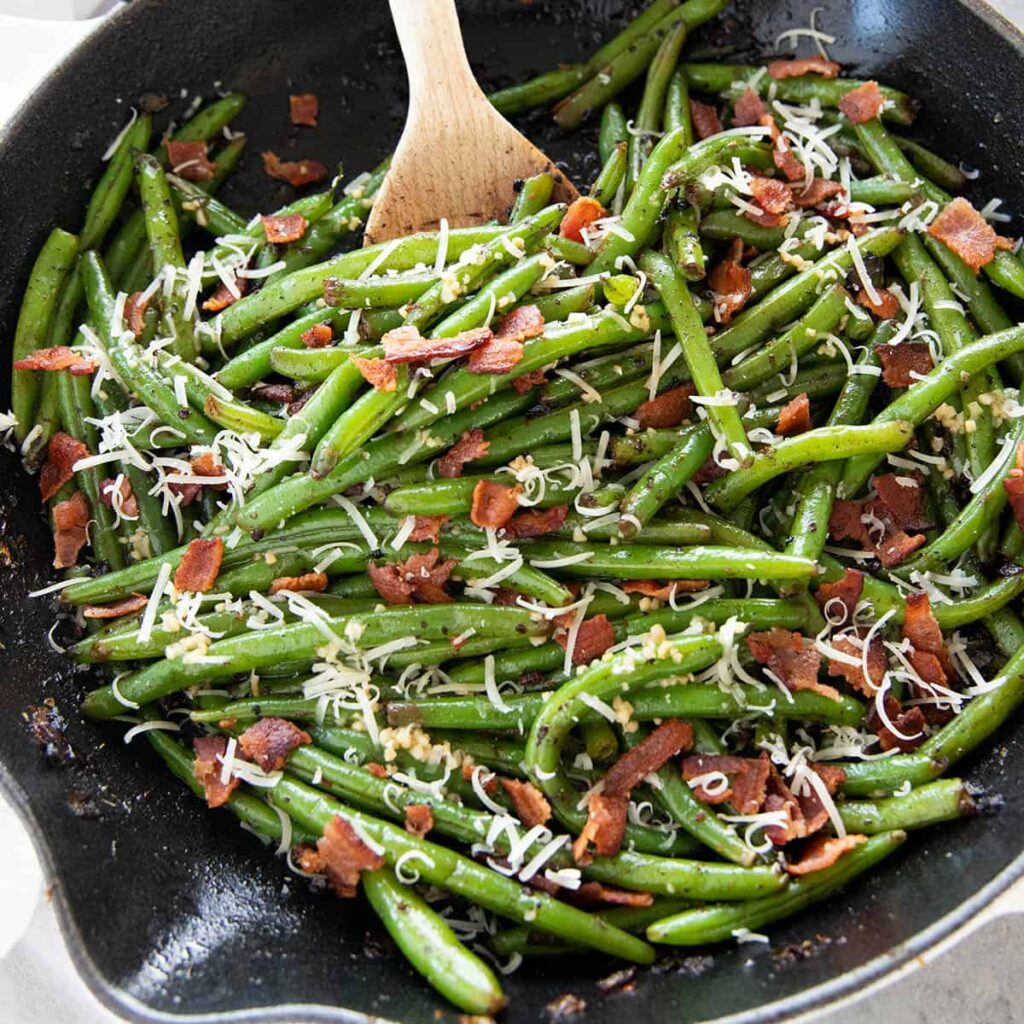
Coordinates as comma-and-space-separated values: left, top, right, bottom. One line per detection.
2, 2, 1024, 1022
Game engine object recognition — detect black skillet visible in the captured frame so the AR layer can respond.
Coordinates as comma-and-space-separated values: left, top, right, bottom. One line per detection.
1, 1, 1024, 1021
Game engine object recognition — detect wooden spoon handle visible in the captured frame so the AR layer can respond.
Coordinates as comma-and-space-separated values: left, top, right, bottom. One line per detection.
388, 0, 485, 121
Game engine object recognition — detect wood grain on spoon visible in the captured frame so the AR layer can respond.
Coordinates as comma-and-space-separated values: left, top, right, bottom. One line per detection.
364, 0, 578, 245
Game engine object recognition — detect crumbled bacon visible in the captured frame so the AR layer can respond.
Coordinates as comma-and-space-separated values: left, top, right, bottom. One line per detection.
368, 548, 457, 606
192, 735, 239, 808
299, 322, 333, 350
682, 754, 770, 814
261, 213, 308, 244
870, 694, 928, 752
166, 139, 216, 181
238, 716, 311, 771
761, 114, 804, 182
123, 290, 149, 338
261, 151, 330, 187
826, 632, 887, 696
837, 81, 885, 124
709, 238, 753, 324
556, 613, 616, 666
466, 337, 524, 375
173, 537, 224, 593
747, 628, 838, 700
572, 791, 627, 864
747, 175, 793, 227
502, 504, 568, 539
382, 323, 492, 363
761, 761, 804, 845
875, 341, 933, 386
689, 99, 723, 140
470, 480, 522, 529
202, 276, 248, 312
407, 515, 448, 543
559, 196, 606, 243
786, 834, 866, 875
305, 815, 384, 897
494, 304, 545, 344
366, 762, 389, 779
100, 476, 139, 518
404, 803, 434, 838
437, 428, 489, 479
776, 392, 812, 436
251, 382, 296, 404
51, 492, 89, 569
269, 571, 328, 594
902, 591, 954, 684
815, 567, 864, 622
621, 579, 708, 600
1005, 444, 1024, 530
873, 472, 930, 531
927, 197, 1013, 272
511, 369, 547, 394
789, 178, 846, 208
732, 87, 766, 127
351, 355, 397, 392
289, 93, 319, 127
767, 57, 841, 79
39, 432, 88, 502
83, 593, 149, 620
852, 287, 897, 320
570, 883, 653, 908
500, 778, 551, 827
14, 345, 96, 375
634, 383, 695, 429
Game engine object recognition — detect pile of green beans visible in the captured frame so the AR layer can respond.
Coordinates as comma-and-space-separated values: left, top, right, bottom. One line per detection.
10, 1, 1024, 1012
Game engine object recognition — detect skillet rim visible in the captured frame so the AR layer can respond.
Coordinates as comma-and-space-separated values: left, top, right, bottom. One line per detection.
2, 1, 1024, 1021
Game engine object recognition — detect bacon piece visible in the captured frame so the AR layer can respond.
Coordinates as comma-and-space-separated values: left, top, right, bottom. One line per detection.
511, 369, 547, 394
761, 114, 804, 182
238, 716, 311, 771
1005, 445, 1024, 529
747, 628, 839, 701
407, 515, 449, 543
572, 791, 627, 864
368, 548, 457, 606
928, 197, 1013, 272
815, 567, 864, 622
404, 803, 434, 838
556, 614, 616, 666
768, 57, 841, 80
502, 504, 568, 539
166, 139, 216, 181
874, 471, 930, 531
100, 476, 139, 518
51, 492, 90, 569
251, 382, 296, 404
173, 537, 224, 593
559, 196, 606, 243
875, 530, 927, 567
382, 323, 492, 363
367, 562, 413, 605
789, 178, 846, 208
500, 778, 551, 827
262, 151, 330, 187
351, 355, 397, 392
762, 761, 805, 845
366, 762, 389, 779
902, 591, 953, 683
870, 694, 928, 752
634, 383, 695, 429
192, 736, 240, 808
689, 99, 723, 140
289, 93, 319, 127
837, 81, 885, 124
732, 87, 766, 127
681, 754, 770, 813
708, 238, 752, 324
437, 428, 489, 479
202, 276, 249, 312
621, 579, 709, 600
876, 342, 933, 386
776, 392, 812, 437
261, 213, 308, 244
39, 432, 89, 502
826, 632, 886, 696
747, 175, 793, 228
308, 815, 384, 897
83, 593, 149, 620
300, 321, 333, 349
470, 480, 522, 529
14, 345, 95, 375
856, 287, 900, 319
125, 291, 149, 337
786, 833, 866, 876
603, 720, 693, 796
466, 336, 524, 375
570, 883, 653, 908
494, 304, 545, 344
269, 571, 328, 594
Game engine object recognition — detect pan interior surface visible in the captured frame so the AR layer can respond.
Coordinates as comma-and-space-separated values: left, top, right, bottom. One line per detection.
0, 1, 1023, 1021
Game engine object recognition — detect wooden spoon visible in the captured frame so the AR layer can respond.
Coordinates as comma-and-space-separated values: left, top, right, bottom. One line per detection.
364, 0, 578, 245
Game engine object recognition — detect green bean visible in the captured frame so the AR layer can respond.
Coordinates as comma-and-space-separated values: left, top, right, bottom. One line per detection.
591, 142, 628, 209
893, 136, 968, 192
646, 831, 906, 944
324, 270, 437, 310
984, 607, 1024, 659
384, 476, 573, 518
488, 66, 589, 116
168, 174, 249, 237
10, 228, 79, 440
663, 205, 705, 281
838, 779, 974, 834
510, 174, 555, 223
661, 138, 773, 196
663, 67, 693, 140
529, 286, 598, 328
267, 344, 354, 382
599, 101, 629, 165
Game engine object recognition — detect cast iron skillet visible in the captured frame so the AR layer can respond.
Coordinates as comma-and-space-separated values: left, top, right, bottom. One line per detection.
2, 1, 1024, 1021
